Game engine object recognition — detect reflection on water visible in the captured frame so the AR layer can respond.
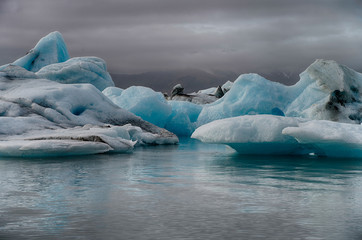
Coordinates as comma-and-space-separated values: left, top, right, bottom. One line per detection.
1, 138, 362, 239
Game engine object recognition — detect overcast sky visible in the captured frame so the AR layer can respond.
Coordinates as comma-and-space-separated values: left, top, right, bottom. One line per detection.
0, 0, 362, 83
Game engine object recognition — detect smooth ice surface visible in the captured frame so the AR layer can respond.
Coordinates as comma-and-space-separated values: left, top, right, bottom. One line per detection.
192, 115, 308, 155
103, 86, 172, 127
0, 31, 69, 72
283, 120, 362, 157
36, 57, 114, 91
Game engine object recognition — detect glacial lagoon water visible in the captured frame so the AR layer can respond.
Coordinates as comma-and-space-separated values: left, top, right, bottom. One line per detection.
1, 138, 362, 240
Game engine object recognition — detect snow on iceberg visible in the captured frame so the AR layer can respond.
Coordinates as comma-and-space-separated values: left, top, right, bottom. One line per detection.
191, 115, 310, 155
0, 32, 178, 157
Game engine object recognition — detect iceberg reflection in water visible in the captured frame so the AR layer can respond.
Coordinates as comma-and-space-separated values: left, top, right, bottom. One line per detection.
0, 139, 362, 240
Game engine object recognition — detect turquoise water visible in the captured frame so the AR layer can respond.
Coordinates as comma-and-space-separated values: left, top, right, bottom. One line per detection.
1, 138, 362, 240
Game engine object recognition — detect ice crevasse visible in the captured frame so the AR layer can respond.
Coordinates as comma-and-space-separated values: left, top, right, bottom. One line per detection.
0, 31, 178, 157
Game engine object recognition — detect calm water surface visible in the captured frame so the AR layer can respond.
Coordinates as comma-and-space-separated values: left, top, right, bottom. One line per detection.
0, 138, 362, 240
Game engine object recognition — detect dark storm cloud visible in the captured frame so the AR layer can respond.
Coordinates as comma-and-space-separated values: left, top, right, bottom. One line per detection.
0, 0, 362, 83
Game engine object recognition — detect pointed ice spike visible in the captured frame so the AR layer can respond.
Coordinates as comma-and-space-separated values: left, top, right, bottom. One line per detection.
11, 31, 70, 72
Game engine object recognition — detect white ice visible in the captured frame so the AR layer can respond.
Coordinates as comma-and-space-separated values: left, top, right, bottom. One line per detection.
192, 115, 309, 155
192, 114, 362, 157
283, 120, 362, 158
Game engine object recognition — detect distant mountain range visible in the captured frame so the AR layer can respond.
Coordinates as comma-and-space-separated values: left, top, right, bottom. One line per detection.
110, 69, 300, 94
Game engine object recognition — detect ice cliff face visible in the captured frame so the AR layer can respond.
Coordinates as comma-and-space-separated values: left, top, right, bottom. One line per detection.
0, 32, 178, 157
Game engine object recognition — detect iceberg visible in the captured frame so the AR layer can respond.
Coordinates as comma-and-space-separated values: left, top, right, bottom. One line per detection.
197, 60, 362, 126
4, 31, 362, 158
192, 115, 362, 157
0, 32, 178, 157
192, 115, 310, 155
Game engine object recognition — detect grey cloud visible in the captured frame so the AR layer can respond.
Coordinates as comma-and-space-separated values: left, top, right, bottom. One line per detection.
0, 0, 362, 86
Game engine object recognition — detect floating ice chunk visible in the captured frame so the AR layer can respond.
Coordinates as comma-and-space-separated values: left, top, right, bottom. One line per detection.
104, 86, 172, 128
283, 120, 362, 158
36, 57, 114, 91
192, 115, 309, 155
1, 31, 70, 72
165, 101, 202, 136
